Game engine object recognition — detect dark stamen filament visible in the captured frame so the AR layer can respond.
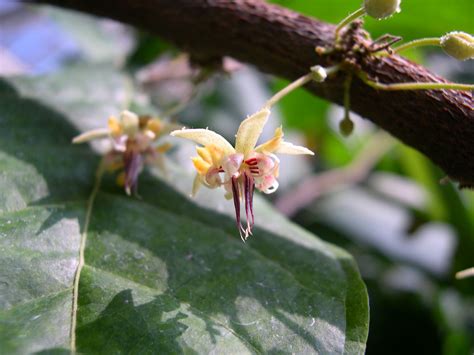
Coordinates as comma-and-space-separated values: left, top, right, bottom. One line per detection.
123, 150, 143, 195
244, 173, 255, 239
249, 177, 255, 228
231, 176, 244, 241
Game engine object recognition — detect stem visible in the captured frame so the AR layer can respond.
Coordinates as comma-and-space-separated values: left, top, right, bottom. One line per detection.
72, 128, 109, 144
264, 66, 340, 109
335, 7, 366, 40
456, 267, 474, 279
357, 71, 474, 91
368, 81, 474, 91
264, 73, 313, 109
344, 73, 353, 118
393, 38, 440, 54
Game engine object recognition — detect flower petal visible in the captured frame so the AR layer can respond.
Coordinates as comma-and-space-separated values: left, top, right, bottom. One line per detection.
222, 153, 244, 178
170, 128, 235, 155
72, 128, 110, 144
245, 152, 276, 177
207, 144, 225, 167
191, 173, 202, 197
108, 116, 122, 137
196, 146, 212, 164
205, 168, 222, 188
235, 108, 271, 157
274, 141, 314, 155
256, 175, 279, 194
192, 157, 211, 175
255, 126, 283, 153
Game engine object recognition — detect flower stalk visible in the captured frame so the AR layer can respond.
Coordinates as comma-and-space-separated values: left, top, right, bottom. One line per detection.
357, 70, 474, 92
392, 38, 441, 54
335, 0, 401, 40
264, 65, 339, 109
456, 267, 474, 280
340, 73, 355, 137
335, 7, 366, 40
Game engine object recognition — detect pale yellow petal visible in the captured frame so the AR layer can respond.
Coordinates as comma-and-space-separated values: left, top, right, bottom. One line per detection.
275, 141, 314, 155
192, 157, 211, 175
255, 126, 284, 153
72, 128, 109, 144
170, 128, 235, 154
191, 173, 203, 197
196, 146, 212, 164
160, 122, 184, 135
108, 116, 122, 137
235, 108, 271, 156
207, 144, 224, 166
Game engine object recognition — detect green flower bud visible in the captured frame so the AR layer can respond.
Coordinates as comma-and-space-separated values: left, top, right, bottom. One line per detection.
339, 116, 354, 137
440, 31, 474, 61
363, 0, 401, 20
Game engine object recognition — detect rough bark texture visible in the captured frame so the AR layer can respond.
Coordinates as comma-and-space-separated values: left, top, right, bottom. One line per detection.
33, 0, 474, 185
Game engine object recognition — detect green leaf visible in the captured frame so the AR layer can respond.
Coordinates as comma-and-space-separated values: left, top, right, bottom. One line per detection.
0, 65, 368, 354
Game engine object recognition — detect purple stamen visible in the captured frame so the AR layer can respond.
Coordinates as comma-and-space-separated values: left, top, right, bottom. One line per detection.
231, 176, 244, 241
123, 150, 143, 195
243, 173, 256, 239
249, 176, 255, 228
244, 174, 250, 236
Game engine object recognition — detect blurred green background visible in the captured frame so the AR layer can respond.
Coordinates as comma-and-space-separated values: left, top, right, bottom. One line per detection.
1, 0, 473, 353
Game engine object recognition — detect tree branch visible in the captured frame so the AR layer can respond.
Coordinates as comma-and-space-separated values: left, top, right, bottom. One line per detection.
33, 0, 474, 185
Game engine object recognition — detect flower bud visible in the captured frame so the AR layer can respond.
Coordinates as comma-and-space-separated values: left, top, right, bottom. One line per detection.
363, 0, 401, 20
310, 65, 328, 82
120, 110, 139, 136
440, 31, 474, 61
339, 117, 354, 137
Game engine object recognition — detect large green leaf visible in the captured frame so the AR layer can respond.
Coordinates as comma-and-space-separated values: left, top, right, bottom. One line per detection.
0, 65, 368, 354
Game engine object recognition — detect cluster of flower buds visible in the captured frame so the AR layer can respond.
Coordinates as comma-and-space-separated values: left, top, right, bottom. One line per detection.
73, 110, 174, 195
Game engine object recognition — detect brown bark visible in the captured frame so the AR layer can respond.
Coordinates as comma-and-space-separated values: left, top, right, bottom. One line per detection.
32, 0, 474, 185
